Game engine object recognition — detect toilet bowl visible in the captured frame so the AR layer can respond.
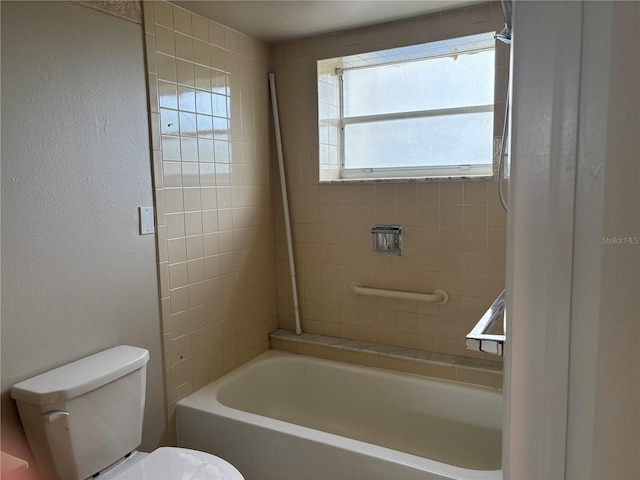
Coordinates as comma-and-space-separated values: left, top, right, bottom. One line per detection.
10, 346, 244, 480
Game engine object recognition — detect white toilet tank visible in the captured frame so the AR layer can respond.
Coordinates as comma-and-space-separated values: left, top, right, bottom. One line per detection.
11, 346, 149, 480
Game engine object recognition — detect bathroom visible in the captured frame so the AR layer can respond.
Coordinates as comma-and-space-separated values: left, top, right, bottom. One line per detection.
1, 1, 637, 479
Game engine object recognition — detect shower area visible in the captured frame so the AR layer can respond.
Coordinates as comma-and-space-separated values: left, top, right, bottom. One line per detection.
145, 0, 511, 445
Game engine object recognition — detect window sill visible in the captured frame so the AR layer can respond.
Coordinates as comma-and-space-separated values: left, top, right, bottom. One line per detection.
319, 174, 494, 184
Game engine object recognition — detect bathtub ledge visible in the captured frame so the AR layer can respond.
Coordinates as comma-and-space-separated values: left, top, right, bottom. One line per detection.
269, 329, 503, 389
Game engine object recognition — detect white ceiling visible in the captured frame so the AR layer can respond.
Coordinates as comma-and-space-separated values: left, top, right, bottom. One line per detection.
170, 1, 483, 43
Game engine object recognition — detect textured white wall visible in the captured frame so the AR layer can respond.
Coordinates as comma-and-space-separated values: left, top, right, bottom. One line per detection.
1, 0, 166, 467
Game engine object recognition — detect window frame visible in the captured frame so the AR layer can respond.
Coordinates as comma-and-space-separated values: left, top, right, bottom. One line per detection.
318, 32, 498, 182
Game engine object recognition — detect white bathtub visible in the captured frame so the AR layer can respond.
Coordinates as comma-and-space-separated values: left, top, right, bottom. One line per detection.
177, 350, 502, 480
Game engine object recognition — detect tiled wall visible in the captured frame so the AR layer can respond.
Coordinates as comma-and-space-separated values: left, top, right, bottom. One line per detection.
142, 1, 277, 443
270, 3, 508, 360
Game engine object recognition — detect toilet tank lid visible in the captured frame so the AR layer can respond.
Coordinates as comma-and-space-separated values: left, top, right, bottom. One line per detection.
11, 346, 149, 406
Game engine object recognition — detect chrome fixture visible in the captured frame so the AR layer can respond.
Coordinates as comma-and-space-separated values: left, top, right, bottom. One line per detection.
466, 290, 506, 356
371, 224, 402, 256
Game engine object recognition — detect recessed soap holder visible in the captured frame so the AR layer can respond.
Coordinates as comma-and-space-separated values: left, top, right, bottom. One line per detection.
371, 224, 402, 256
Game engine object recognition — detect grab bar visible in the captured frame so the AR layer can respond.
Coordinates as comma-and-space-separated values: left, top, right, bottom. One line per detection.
349, 281, 449, 305
465, 289, 506, 356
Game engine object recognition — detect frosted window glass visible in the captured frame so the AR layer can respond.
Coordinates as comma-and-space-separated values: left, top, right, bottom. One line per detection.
344, 112, 493, 169
344, 50, 494, 117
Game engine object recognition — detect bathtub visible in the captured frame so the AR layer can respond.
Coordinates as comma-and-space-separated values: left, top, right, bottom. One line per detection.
177, 350, 502, 480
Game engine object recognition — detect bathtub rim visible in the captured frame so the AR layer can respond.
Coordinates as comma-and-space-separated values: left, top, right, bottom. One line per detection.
177, 349, 503, 480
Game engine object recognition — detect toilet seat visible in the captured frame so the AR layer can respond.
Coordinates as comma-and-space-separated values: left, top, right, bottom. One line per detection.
108, 447, 245, 480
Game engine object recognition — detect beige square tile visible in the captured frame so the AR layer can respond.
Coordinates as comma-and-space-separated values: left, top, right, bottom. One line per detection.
187, 259, 205, 284
181, 137, 198, 162
210, 45, 225, 71
164, 188, 184, 214
178, 85, 196, 112
163, 161, 182, 187
440, 182, 463, 204
487, 252, 506, 276
488, 228, 507, 252
158, 80, 178, 109
169, 262, 188, 290
464, 181, 489, 204
153, 1, 174, 29
186, 235, 204, 260
170, 287, 189, 314
185, 211, 203, 236
179, 112, 197, 137
190, 304, 207, 331
167, 238, 187, 264
463, 251, 489, 274
464, 228, 488, 251
173, 337, 192, 369
198, 139, 215, 163
219, 231, 235, 254
182, 163, 200, 187
202, 210, 219, 234
209, 21, 225, 46
488, 204, 507, 228
195, 90, 212, 116
156, 54, 177, 83
176, 59, 195, 87
224, 29, 240, 52
417, 182, 439, 204
217, 209, 233, 231
166, 213, 185, 239
155, 26, 175, 56
192, 14, 209, 42
193, 40, 210, 66
197, 163, 214, 187
461, 273, 489, 298
183, 188, 202, 212
173, 5, 192, 36
464, 204, 488, 229
440, 205, 463, 228
197, 115, 214, 139
216, 186, 232, 208
204, 255, 221, 280
189, 282, 205, 307
160, 108, 179, 136
175, 33, 193, 62
201, 188, 217, 210
171, 310, 191, 339
195, 66, 212, 92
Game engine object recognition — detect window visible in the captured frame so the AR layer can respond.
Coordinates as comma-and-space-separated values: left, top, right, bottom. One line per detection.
317, 32, 496, 181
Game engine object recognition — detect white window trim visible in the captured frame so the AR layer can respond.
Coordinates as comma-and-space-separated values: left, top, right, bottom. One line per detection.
318, 32, 497, 183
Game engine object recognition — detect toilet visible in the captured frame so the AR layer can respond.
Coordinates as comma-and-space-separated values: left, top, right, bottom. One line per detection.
10, 346, 244, 480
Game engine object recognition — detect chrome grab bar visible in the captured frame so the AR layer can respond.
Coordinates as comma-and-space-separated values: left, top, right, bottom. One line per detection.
466, 290, 506, 356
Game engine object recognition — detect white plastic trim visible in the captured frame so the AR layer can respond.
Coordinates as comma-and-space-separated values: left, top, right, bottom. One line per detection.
268, 73, 302, 336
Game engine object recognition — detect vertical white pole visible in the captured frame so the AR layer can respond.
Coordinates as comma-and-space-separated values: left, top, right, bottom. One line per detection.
268, 73, 302, 335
